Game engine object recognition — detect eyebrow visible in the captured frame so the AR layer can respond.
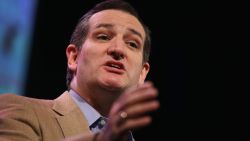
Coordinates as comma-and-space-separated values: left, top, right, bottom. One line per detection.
95, 23, 143, 40
96, 23, 113, 29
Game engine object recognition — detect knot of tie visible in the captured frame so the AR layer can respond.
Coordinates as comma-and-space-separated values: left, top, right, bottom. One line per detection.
89, 116, 134, 141
90, 117, 107, 133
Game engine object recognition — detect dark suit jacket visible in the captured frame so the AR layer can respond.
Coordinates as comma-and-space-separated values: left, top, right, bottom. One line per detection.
0, 91, 93, 141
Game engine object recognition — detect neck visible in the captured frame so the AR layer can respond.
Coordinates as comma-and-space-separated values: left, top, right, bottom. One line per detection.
72, 83, 122, 117
91, 88, 120, 117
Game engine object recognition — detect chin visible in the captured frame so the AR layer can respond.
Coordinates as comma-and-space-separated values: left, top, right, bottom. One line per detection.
99, 79, 126, 92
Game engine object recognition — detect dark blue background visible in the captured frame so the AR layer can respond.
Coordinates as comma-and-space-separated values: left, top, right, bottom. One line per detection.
25, 1, 226, 140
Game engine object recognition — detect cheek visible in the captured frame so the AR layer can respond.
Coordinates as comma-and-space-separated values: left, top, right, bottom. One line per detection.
132, 54, 143, 67
80, 45, 97, 62
79, 45, 104, 70
81, 41, 105, 59
129, 57, 143, 75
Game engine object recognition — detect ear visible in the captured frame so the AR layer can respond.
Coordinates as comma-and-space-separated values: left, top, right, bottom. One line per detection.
138, 62, 150, 85
66, 44, 79, 72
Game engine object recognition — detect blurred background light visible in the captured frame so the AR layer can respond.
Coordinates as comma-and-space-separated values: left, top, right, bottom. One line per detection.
0, 0, 37, 95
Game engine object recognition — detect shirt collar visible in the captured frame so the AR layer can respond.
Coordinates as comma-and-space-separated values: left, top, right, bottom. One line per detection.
69, 89, 100, 127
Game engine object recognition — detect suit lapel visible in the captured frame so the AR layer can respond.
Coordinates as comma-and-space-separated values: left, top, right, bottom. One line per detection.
53, 91, 91, 137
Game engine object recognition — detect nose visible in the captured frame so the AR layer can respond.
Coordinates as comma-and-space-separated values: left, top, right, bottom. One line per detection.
107, 38, 126, 60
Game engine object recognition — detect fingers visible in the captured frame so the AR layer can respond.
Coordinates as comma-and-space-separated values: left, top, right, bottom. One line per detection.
122, 116, 152, 130
105, 81, 160, 139
125, 100, 160, 118
112, 81, 158, 114
115, 100, 159, 134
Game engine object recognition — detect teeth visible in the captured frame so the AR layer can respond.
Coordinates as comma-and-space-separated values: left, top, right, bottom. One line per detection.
110, 64, 120, 69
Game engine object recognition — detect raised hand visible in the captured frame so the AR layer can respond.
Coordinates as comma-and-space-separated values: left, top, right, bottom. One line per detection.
98, 81, 160, 141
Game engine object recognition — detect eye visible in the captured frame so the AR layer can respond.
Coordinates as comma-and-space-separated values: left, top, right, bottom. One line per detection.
127, 40, 138, 48
96, 34, 110, 41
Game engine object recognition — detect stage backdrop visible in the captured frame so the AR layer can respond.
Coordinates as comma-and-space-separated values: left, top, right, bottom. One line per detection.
0, 0, 37, 95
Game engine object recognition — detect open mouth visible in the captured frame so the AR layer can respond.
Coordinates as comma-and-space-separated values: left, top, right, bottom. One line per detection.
109, 63, 122, 69
106, 61, 124, 70
104, 61, 125, 74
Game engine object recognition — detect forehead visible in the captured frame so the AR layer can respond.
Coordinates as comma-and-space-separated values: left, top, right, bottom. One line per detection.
89, 9, 145, 39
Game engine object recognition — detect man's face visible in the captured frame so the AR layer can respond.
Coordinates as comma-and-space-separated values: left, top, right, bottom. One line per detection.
74, 9, 149, 91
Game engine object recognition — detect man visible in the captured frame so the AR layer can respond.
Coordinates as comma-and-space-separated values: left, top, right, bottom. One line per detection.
0, 0, 159, 141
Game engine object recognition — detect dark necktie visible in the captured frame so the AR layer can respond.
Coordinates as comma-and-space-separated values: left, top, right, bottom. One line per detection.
89, 117, 135, 141
89, 116, 107, 133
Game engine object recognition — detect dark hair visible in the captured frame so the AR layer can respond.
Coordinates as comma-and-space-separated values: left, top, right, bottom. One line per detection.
66, 0, 151, 88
